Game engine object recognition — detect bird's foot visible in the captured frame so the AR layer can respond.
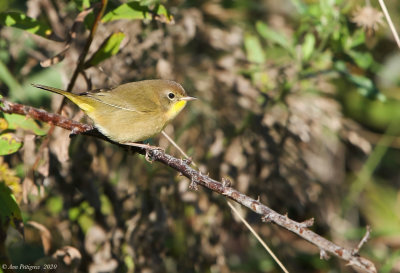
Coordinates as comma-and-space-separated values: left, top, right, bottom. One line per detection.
124, 142, 164, 162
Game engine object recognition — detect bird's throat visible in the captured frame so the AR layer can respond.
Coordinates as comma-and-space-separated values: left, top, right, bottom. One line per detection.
166, 100, 187, 121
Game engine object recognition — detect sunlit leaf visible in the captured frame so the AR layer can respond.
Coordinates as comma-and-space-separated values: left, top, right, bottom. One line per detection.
73, 0, 92, 10
68, 201, 94, 234
0, 182, 23, 234
349, 29, 366, 49
100, 194, 112, 215
124, 256, 135, 271
47, 196, 63, 215
0, 118, 8, 131
84, 32, 126, 68
4, 113, 49, 136
0, 12, 51, 38
0, 161, 21, 203
348, 50, 374, 69
301, 33, 315, 62
102, 2, 173, 23
363, 183, 400, 237
244, 34, 265, 64
256, 21, 293, 55
0, 133, 22, 155
69, 207, 80, 221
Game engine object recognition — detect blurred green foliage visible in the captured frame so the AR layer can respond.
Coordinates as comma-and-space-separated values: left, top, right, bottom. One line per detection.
102, 2, 172, 23
0, 12, 52, 38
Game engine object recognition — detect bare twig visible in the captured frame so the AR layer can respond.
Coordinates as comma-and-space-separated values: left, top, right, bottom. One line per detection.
0, 100, 92, 134
353, 226, 372, 255
0, 99, 377, 273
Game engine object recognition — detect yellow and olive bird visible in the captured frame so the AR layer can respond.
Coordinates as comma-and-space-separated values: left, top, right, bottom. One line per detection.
32, 80, 196, 144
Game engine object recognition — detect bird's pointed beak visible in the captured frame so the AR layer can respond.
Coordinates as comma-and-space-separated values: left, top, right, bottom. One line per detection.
180, 96, 197, 101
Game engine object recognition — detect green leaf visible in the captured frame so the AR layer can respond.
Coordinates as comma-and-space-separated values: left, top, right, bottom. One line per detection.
68, 207, 80, 221
0, 133, 22, 155
73, 0, 93, 10
256, 21, 293, 55
301, 33, 315, 62
244, 34, 265, 64
349, 29, 366, 49
348, 50, 373, 69
0, 182, 22, 233
3, 113, 49, 136
0, 12, 51, 38
102, 2, 172, 23
47, 196, 63, 215
363, 183, 400, 237
84, 32, 126, 68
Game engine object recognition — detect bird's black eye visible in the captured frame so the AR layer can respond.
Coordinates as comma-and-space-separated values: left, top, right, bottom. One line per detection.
168, 92, 175, 100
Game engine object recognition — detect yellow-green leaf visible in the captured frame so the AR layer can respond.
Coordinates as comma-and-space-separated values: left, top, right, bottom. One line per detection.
301, 33, 315, 62
4, 113, 49, 136
0, 12, 52, 38
363, 183, 400, 237
102, 2, 173, 23
244, 34, 265, 64
84, 32, 126, 68
0, 133, 22, 155
256, 21, 293, 55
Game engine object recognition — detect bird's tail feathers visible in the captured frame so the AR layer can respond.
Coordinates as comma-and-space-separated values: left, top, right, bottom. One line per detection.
31, 84, 73, 98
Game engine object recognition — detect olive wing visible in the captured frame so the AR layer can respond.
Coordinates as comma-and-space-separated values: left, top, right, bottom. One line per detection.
82, 82, 161, 114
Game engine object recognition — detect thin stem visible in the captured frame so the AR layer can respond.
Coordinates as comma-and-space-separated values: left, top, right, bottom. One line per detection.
161, 130, 197, 167
227, 201, 289, 273
378, 0, 400, 49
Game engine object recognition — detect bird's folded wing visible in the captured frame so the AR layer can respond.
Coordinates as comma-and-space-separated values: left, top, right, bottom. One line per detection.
82, 86, 160, 113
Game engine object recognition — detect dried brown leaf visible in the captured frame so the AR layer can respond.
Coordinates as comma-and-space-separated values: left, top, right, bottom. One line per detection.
27, 220, 52, 254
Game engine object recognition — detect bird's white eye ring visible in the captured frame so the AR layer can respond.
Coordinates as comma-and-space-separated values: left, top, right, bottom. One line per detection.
168, 92, 175, 100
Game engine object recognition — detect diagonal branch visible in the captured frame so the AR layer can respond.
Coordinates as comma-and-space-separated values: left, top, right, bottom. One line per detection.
66, 0, 108, 93
0, 99, 377, 273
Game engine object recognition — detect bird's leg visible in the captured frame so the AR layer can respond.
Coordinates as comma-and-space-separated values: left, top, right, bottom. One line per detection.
124, 142, 164, 162
124, 142, 162, 150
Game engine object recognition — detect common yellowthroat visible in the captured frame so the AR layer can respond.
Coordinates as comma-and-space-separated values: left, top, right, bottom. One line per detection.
32, 80, 196, 144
